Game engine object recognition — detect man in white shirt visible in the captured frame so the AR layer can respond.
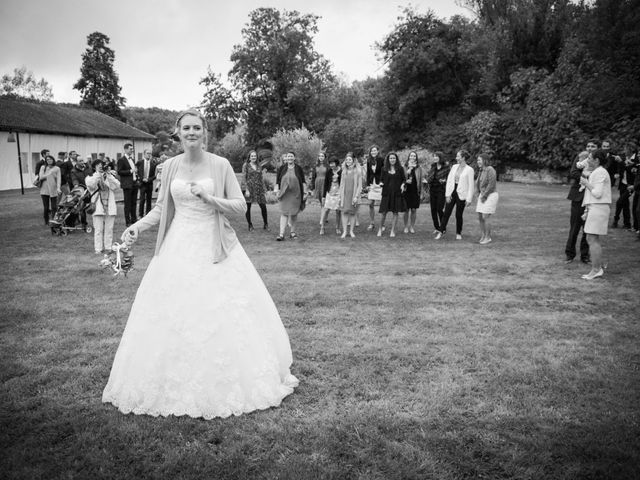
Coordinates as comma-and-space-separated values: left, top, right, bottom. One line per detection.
117, 142, 138, 226
136, 149, 157, 218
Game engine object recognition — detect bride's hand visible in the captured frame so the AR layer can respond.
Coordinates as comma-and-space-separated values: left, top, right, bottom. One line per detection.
190, 183, 207, 200
122, 226, 139, 246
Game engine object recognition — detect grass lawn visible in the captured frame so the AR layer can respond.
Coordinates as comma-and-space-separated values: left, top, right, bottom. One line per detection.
1, 182, 639, 480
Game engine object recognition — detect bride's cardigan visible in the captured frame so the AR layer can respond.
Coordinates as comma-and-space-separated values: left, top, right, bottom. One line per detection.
132, 152, 246, 263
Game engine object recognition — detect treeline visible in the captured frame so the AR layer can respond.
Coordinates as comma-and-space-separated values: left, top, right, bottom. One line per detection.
124, 0, 640, 170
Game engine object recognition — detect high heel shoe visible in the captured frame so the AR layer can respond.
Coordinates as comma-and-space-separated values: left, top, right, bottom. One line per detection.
248, 224, 254, 231
581, 268, 604, 280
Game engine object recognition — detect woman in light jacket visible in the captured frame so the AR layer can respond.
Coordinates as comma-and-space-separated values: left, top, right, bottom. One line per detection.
579, 149, 612, 280
38, 155, 61, 225
438, 149, 475, 240
475, 153, 499, 244
338, 152, 362, 238
86, 159, 121, 253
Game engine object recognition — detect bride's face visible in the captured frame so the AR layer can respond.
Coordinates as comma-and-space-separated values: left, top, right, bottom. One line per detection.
179, 115, 205, 149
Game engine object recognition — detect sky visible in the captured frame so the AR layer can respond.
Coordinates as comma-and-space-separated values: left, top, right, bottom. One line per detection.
0, 0, 472, 111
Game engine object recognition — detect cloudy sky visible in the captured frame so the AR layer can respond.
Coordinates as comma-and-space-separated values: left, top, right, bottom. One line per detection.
0, 0, 472, 110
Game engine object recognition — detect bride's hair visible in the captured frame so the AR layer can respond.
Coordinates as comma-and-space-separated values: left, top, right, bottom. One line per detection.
173, 109, 209, 150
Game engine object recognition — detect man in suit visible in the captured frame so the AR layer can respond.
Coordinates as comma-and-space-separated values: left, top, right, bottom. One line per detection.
117, 142, 138, 226
613, 143, 638, 230
136, 149, 157, 218
34, 149, 49, 179
564, 140, 597, 263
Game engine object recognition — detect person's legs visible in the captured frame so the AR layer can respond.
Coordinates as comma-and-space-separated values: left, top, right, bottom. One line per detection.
245, 202, 253, 228
340, 212, 348, 238
259, 203, 268, 228
478, 213, 485, 241
403, 210, 409, 232
336, 210, 341, 234
410, 209, 417, 230
349, 214, 356, 236
454, 193, 466, 235
93, 214, 105, 253
289, 214, 297, 235
430, 191, 440, 232
631, 192, 639, 231
369, 201, 376, 228
49, 197, 57, 220
484, 213, 492, 241
279, 215, 287, 237
104, 215, 115, 250
41, 195, 50, 224
123, 188, 133, 225
390, 213, 398, 236
378, 212, 388, 235
585, 234, 602, 275
440, 197, 455, 234
319, 208, 327, 234
565, 201, 582, 260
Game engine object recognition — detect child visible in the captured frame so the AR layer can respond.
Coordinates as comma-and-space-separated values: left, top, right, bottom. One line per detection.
320, 158, 342, 235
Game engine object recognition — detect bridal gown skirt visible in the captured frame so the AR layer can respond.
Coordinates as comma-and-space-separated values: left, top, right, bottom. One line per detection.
103, 180, 297, 419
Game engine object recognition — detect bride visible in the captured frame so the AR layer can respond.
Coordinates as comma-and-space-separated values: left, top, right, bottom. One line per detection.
102, 109, 298, 419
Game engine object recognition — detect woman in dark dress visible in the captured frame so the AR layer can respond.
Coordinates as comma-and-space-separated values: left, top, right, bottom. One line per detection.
402, 151, 422, 234
377, 152, 406, 238
426, 151, 450, 236
242, 150, 268, 231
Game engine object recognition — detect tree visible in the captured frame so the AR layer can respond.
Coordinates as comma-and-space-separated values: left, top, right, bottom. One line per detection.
0, 66, 53, 101
73, 32, 126, 120
229, 8, 335, 142
200, 67, 243, 140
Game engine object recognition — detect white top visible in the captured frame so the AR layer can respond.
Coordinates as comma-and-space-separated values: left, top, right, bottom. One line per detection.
445, 164, 475, 202
583, 166, 612, 206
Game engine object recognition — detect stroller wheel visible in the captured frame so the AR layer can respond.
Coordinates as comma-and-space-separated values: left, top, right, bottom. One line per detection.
85, 226, 93, 233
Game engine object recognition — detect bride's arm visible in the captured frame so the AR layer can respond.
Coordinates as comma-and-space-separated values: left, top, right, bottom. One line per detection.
201, 162, 247, 215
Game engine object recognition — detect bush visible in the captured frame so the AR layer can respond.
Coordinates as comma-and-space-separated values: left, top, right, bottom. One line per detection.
270, 127, 324, 174
215, 125, 247, 172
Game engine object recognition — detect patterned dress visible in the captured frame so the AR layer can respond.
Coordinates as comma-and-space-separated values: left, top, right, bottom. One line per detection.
243, 163, 266, 204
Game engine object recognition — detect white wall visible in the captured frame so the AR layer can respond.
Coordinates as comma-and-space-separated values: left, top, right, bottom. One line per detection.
0, 131, 153, 190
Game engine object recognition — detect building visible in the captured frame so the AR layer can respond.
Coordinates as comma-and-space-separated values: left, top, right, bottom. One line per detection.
0, 97, 155, 191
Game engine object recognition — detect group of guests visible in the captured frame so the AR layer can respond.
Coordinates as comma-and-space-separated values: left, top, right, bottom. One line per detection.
35, 145, 168, 255
565, 139, 638, 280
238, 146, 499, 243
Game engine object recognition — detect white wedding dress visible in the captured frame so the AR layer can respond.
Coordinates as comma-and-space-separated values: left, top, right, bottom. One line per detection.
102, 178, 298, 419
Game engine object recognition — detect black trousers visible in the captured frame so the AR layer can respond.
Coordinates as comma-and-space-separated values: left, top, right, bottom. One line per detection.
632, 191, 639, 231
123, 188, 138, 226
138, 182, 154, 218
614, 187, 631, 227
440, 188, 466, 234
565, 200, 589, 260
246, 202, 268, 226
429, 187, 446, 232
41, 195, 57, 224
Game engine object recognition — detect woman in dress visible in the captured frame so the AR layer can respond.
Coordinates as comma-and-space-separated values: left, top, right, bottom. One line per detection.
38, 154, 61, 225
86, 159, 120, 253
475, 154, 499, 245
339, 152, 362, 238
275, 152, 306, 241
426, 151, 449, 235
312, 152, 332, 232
242, 150, 268, 231
320, 157, 342, 235
378, 152, 407, 237
438, 149, 475, 240
103, 109, 298, 419
580, 149, 612, 280
365, 145, 384, 231
402, 151, 423, 234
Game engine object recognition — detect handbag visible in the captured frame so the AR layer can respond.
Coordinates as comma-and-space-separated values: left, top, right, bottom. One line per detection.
367, 184, 382, 201
33, 176, 42, 188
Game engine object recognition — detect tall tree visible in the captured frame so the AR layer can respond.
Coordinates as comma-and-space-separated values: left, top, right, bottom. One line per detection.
229, 8, 334, 142
0, 66, 53, 101
74, 32, 126, 120
199, 67, 243, 140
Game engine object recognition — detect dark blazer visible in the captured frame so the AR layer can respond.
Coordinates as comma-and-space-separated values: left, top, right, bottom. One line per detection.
366, 157, 384, 186
566, 156, 585, 202
618, 158, 638, 191
70, 165, 92, 187
323, 167, 342, 197
276, 163, 306, 209
136, 158, 157, 183
117, 155, 136, 189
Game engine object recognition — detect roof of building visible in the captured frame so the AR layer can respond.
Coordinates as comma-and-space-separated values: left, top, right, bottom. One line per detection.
0, 97, 155, 140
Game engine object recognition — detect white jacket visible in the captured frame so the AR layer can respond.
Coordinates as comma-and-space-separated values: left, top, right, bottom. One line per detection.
86, 171, 120, 216
445, 164, 475, 202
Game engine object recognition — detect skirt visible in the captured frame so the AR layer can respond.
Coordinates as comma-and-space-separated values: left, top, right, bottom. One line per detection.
476, 192, 499, 214
584, 203, 610, 235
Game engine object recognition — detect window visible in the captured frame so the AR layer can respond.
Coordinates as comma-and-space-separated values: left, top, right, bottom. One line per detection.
31, 153, 40, 174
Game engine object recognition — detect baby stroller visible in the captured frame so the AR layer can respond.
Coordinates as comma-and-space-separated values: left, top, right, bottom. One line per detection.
50, 185, 96, 236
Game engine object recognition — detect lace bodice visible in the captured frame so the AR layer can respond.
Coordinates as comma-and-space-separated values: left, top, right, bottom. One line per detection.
171, 178, 215, 221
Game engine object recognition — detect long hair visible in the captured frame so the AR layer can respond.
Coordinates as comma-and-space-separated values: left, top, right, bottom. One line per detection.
245, 149, 258, 165
384, 152, 399, 172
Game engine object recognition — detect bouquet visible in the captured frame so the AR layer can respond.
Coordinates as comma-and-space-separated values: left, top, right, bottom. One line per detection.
100, 242, 134, 276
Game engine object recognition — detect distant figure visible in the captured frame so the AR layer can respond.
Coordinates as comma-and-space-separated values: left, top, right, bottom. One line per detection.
275, 152, 306, 241
86, 159, 120, 254
475, 154, 499, 245
377, 152, 406, 238
426, 151, 449, 236
242, 150, 268, 231
438, 149, 475, 240
117, 142, 138, 227
137, 149, 157, 218
38, 155, 61, 225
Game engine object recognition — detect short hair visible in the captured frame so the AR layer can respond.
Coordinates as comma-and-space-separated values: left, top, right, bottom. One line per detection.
91, 159, 104, 169
587, 139, 598, 146
458, 149, 471, 162
41, 149, 49, 156
69, 150, 77, 156
58, 151, 66, 157
477, 153, 493, 166
592, 149, 607, 166
124, 143, 133, 150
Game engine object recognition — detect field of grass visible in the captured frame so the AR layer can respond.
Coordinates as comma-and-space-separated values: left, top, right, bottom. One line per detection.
1, 182, 639, 479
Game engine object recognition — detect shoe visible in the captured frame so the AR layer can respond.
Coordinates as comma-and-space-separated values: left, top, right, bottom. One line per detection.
319, 227, 325, 235
349, 231, 355, 238
336, 228, 341, 235
390, 230, 396, 237
582, 268, 604, 280
377, 229, 382, 237
479, 237, 492, 245
290, 232, 298, 239
382, 226, 386, 232
263, 224, 269, 230
435, 232, 442, 240
612, 222, 618, 228
433, 230, 439, 234
340, 233, 346, 239
94, 250, 103, 254
409, 227, 415, 234
581, 257, 591, 264
276, 235, 284, 241
367, 223, 374, 231
564, 257, 574, 264
248, 224, 254, 231
403, 227, 409, 234
456, 234, 462, 240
